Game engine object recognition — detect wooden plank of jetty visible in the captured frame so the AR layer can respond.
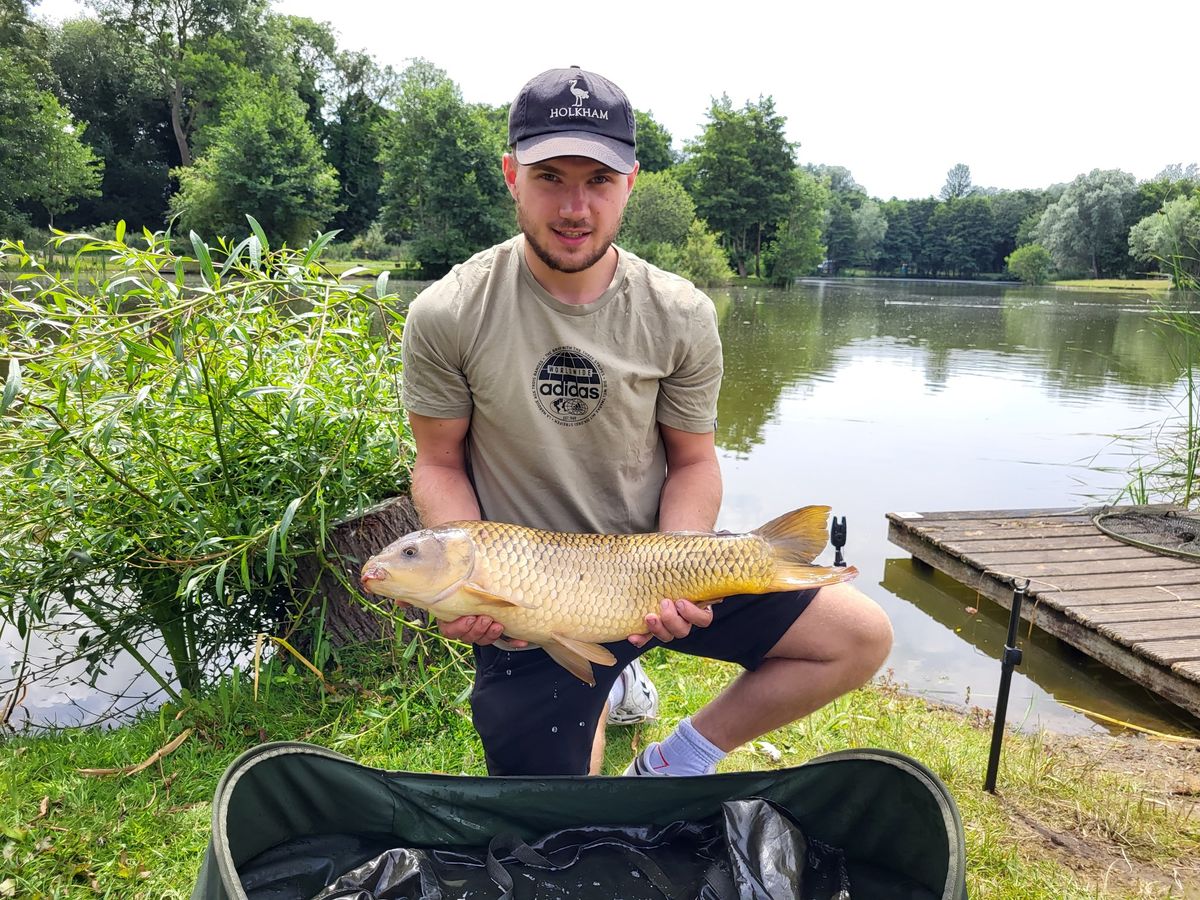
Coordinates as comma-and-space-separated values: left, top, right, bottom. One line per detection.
886, 506, 1200, 719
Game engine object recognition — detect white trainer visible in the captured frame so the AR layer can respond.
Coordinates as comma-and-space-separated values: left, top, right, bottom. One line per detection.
606, 657, 659, 725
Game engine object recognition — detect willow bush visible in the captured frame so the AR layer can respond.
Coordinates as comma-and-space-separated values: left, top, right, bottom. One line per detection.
0, 220, 412, 699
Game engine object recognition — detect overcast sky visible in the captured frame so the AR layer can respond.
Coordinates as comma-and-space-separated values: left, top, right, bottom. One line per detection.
36, 0, 1200, 200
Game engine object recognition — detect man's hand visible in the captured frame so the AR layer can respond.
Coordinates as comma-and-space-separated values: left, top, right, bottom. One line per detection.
627, 598, 719, 648
438, 615, 529, 648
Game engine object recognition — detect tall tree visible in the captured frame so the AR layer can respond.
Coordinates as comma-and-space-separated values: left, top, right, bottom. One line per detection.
89, 0, 265, 167
633, 110, 676, 172
169, 78, 339, 245
1128, 195, 1200, 283
685, 95, 796, 276
1034, 169, 1138, 277
49, 18, 176, 228
807, 165, 866, 274
377, 60, 510, 275
851, 198, 888, 269
940, 163, 975, 201
0, 49, 102, 231
324, 51, 394, 238
764, 168, 827, 285
620, 169, 695, 253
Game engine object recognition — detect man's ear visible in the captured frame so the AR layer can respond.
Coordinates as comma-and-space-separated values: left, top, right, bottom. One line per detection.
502, 153, 519, 198
624, 161, 640, 197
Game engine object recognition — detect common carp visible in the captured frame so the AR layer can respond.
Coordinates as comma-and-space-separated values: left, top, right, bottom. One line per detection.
359, 505, 857, 685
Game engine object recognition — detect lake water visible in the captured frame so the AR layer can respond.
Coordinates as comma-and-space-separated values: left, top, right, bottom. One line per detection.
4, 276, 1197, 735
709, 277, 1199, 737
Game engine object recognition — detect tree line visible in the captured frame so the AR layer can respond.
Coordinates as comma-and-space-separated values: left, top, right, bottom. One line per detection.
2, 0, 1197, 284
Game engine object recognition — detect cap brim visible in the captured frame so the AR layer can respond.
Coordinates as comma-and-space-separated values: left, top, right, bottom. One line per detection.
514, 131, 636, 173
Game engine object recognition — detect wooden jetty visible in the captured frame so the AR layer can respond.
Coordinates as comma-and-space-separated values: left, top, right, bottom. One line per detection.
886, 507, 1200, 720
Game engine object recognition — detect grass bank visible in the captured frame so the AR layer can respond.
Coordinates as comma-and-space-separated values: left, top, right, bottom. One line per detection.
2, 648, 1198, 898
1051, 278, 1176, 292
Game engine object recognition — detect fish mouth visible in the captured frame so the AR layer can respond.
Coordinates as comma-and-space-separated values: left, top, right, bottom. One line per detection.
359, 562, 388, 594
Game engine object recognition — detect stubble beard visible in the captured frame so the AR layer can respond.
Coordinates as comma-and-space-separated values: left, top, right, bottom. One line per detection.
517, 202, 623, 275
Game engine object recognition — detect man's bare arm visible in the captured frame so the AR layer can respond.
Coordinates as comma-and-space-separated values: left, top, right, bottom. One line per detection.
407, 412, 524, 646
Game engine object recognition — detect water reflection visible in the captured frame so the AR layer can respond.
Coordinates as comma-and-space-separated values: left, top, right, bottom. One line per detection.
712, 278, 1199, 736
712, 280, 1192, 456
880, 558, 1197, 736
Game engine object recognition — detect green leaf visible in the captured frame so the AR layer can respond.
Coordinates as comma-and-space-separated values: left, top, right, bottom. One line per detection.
375, 271, 390, 300
265, 527, 278, 581
115, 220, 126, 244
215, 558, 228, 605
0, 357, 21, 415
240, 547, 252, 592
248, 235, 262, 271
278, 496, 302, 553
221, 237, 251, 277
301, 230, 341, 268
190, 231, 216, 286
246, 215, 270, 254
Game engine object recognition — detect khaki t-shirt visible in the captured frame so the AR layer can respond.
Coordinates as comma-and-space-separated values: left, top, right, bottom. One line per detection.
401, 235, 722, 535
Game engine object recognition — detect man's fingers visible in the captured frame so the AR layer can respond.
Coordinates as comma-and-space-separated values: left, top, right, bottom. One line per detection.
439, 615, 507, 645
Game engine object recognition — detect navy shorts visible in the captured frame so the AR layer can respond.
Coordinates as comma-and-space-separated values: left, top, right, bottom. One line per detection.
470, 588, 819, 776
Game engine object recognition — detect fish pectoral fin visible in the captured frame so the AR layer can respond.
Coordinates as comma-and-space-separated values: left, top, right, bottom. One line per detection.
551, 633, 617, 667
541, 640, 598, 687
460, 582, 526, 607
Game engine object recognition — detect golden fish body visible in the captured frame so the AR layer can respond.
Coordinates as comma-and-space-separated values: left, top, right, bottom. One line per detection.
361, 505, 857, 684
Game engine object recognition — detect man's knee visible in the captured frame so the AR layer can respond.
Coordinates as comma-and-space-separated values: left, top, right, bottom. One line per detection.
769, 582, 893, 677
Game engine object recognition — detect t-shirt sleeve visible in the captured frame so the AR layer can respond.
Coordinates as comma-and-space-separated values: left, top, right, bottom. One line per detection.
656, 292, 723, 433
400, 288, 474, 419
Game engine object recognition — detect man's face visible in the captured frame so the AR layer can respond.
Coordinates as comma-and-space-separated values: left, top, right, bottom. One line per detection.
503, 154, 638, 275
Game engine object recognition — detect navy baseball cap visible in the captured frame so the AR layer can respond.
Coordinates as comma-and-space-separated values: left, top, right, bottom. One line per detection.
508, 66, 636, 173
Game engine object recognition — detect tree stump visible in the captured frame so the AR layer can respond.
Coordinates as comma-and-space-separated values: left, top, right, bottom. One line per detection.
292, 494, 426, 648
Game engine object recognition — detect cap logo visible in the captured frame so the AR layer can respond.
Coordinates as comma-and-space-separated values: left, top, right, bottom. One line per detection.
548, 77, 609, 121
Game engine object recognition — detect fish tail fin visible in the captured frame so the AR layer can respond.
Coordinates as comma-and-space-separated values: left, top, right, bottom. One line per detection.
755, 506, 858, 591
768, 563, 859, 592
754, 505, 831, 565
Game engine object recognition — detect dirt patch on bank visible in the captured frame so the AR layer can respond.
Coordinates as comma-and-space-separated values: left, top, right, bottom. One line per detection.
1008, 731, 1200, 897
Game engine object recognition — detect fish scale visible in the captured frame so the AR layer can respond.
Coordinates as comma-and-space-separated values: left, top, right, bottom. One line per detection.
466, 522, 776, 642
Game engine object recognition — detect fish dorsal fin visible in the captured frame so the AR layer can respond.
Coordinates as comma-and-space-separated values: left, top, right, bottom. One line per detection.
461, 582, 529, 608
541, 640, 598, 686
753, 506, 831, 565
552, 633, 617, 667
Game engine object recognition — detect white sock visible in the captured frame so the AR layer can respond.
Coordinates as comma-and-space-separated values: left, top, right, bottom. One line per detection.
646, 716, 726, 776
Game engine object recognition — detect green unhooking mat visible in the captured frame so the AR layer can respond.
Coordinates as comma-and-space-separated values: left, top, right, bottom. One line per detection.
192, 742, 967, 900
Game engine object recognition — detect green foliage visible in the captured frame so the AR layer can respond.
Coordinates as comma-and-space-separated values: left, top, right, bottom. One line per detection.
0, 226, 412, 695
377, 60, 511, 277
0, 48, 103, 229
633, 109, 677, 173
47, 18, 175, 231
1128, 195, 1200, 284
763, 168, 828, 284
169, 80, 339, 246
850, 198, 888, 269
1005, 243, 1053, 284
325, 52, 394, 238
1033, 168, 1138, 278
685, 95, 797, 277
653, 219, 734, 287
91, 0, 268, 167
620, 170, 695, 253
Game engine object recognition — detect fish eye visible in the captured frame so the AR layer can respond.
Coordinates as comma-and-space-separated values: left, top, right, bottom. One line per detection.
402, 546, 418, 558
